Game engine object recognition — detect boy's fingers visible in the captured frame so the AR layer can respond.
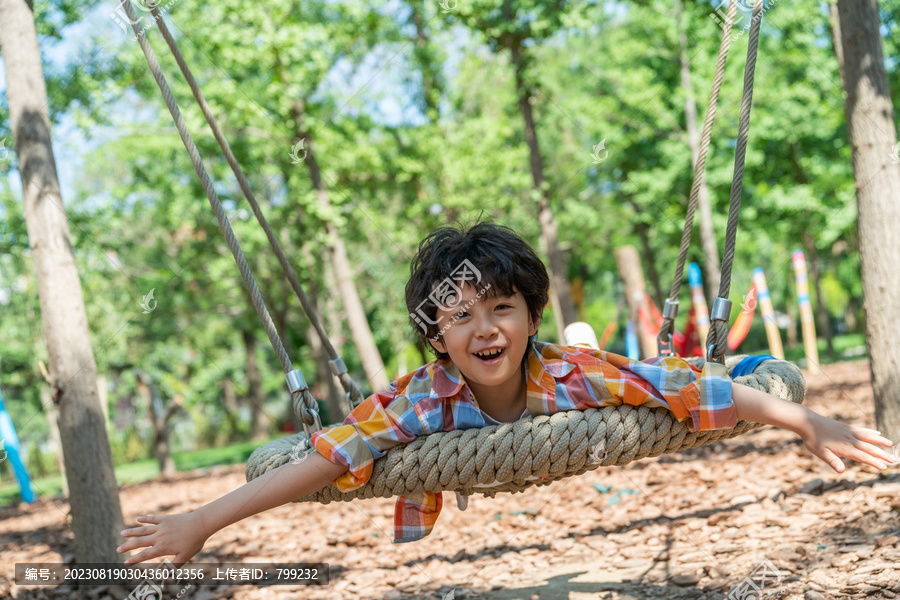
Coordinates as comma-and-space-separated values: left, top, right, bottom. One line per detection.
118, 536, 153, 553
820, 448, 844, 473
850, 428, 893, 446
841, 447, 887, 470
121, 526, 155, 537
849, 425, 880, 433
136, 516, 161, 524
124, 548, 160, 565
860, 443, 894, 464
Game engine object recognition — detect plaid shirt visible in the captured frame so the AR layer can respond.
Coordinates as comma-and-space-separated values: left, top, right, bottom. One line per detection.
310, 340, 736, 543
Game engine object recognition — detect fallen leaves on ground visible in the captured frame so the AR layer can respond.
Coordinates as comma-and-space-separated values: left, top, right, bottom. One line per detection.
2, 359, 898, 599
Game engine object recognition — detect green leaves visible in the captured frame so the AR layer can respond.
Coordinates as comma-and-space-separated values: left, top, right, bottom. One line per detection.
0, 0, 875, 448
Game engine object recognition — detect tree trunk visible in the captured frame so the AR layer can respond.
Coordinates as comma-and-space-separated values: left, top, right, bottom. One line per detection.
96, 374, 109, 428
292, 101, 389, 394
509, 40, 578, 340
801, 230, 835, 355
242, 329, 269, 441
626, 197, 664, 308
408, 0, 443, 123
674, 0, 721, 298
829, 4, 847, 87
222, 377, 240, 441
836, 0, 900, 442
307, 273, 345, 426
614, 246, 654, 359
784, 295, 799, 351
844, 296, 859, 332
0, 0, 125, 563
40, 386, 68, 497
136, 374, 178, 477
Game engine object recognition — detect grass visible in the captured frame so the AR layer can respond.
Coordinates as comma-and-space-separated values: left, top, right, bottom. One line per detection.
750, 332, 868, 365
0, 435, 283, 507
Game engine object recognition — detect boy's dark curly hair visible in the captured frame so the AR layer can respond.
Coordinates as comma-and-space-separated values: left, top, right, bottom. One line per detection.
406, 221, 550, 360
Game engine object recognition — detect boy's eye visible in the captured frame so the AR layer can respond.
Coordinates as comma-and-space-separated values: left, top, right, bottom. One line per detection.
455, 311, 469, 318
495, 304, 512, 310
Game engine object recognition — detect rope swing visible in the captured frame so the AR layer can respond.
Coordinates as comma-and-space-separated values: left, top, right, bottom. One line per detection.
122, 0, 804, 504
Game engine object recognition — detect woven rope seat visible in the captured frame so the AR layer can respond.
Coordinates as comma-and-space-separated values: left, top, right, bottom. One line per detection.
245, 355, 806, 504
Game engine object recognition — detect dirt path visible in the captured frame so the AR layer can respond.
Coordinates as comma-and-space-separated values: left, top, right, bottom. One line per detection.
2, 359, 898, 599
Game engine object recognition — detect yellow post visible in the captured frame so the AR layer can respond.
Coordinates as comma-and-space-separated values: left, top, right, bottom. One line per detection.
752, 268, 784, 359
791, 250, 819, 368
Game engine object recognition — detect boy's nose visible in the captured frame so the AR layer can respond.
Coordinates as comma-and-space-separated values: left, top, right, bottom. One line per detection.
474, 314, 499, 338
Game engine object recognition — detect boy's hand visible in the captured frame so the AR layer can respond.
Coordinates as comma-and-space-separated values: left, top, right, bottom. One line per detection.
117, 513, 209, 566
799, 412, 895, 473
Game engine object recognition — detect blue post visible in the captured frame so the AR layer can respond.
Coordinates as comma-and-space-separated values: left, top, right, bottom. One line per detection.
0, 386, 36, 503
625, 321, 640, 360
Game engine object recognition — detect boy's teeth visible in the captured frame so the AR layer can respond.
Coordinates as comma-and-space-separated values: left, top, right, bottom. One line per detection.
476, 348, 502, 357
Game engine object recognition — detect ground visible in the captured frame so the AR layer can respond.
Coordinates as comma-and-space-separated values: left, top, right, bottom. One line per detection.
1, 359, 898, 600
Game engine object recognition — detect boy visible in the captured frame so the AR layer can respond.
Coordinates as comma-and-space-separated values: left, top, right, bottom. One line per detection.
118, 222, 894, 566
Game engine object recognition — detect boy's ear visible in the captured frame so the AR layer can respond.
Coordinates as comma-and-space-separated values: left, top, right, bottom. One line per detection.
528, 316, 541, 337
429, 335, 447, 354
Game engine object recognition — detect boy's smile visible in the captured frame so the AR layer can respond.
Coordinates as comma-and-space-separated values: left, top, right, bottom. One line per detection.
429, 284, 539, 417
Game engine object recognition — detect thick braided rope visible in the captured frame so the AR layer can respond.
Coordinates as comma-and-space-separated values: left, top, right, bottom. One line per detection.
122, 1, 319, 415
665, 0, 737, 306
246, 357, 805, 503
717, 0, 764, 299
147, 2, 363, 412
707, 0, 765, 364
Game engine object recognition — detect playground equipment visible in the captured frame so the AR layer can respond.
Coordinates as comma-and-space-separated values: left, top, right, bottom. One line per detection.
792, 250, 820, 368
752, 268, 785, 359
688, 263, 711, 348
563, 321, 601, 350
122, 0, 804, 505
0, 386, 35, 503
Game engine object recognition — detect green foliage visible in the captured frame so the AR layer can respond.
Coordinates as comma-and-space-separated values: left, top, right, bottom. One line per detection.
0, 0, 894, 462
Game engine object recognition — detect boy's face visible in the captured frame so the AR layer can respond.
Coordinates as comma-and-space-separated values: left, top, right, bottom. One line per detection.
428, 284, 539, 392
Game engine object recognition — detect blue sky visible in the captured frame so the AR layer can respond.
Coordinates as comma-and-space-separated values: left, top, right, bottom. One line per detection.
0, 0, 473, 211
0, 0, 895, 215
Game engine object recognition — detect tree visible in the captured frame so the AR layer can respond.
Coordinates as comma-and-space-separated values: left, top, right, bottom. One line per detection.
293, 101, 391, 394
0, 0, 124, 563
453, 0, 580, 340
673, 0, 721, 298
136, 372, 183, 476
835, 0, 900, 441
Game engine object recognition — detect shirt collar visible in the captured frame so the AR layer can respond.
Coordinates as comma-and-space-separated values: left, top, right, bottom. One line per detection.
428, 340, 575, 401
430, 359, 468, 399
525, 340, 574, 416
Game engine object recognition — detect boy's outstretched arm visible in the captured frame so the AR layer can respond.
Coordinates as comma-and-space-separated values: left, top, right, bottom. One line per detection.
118, 452, 349, 566
731, 382, 895, 473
